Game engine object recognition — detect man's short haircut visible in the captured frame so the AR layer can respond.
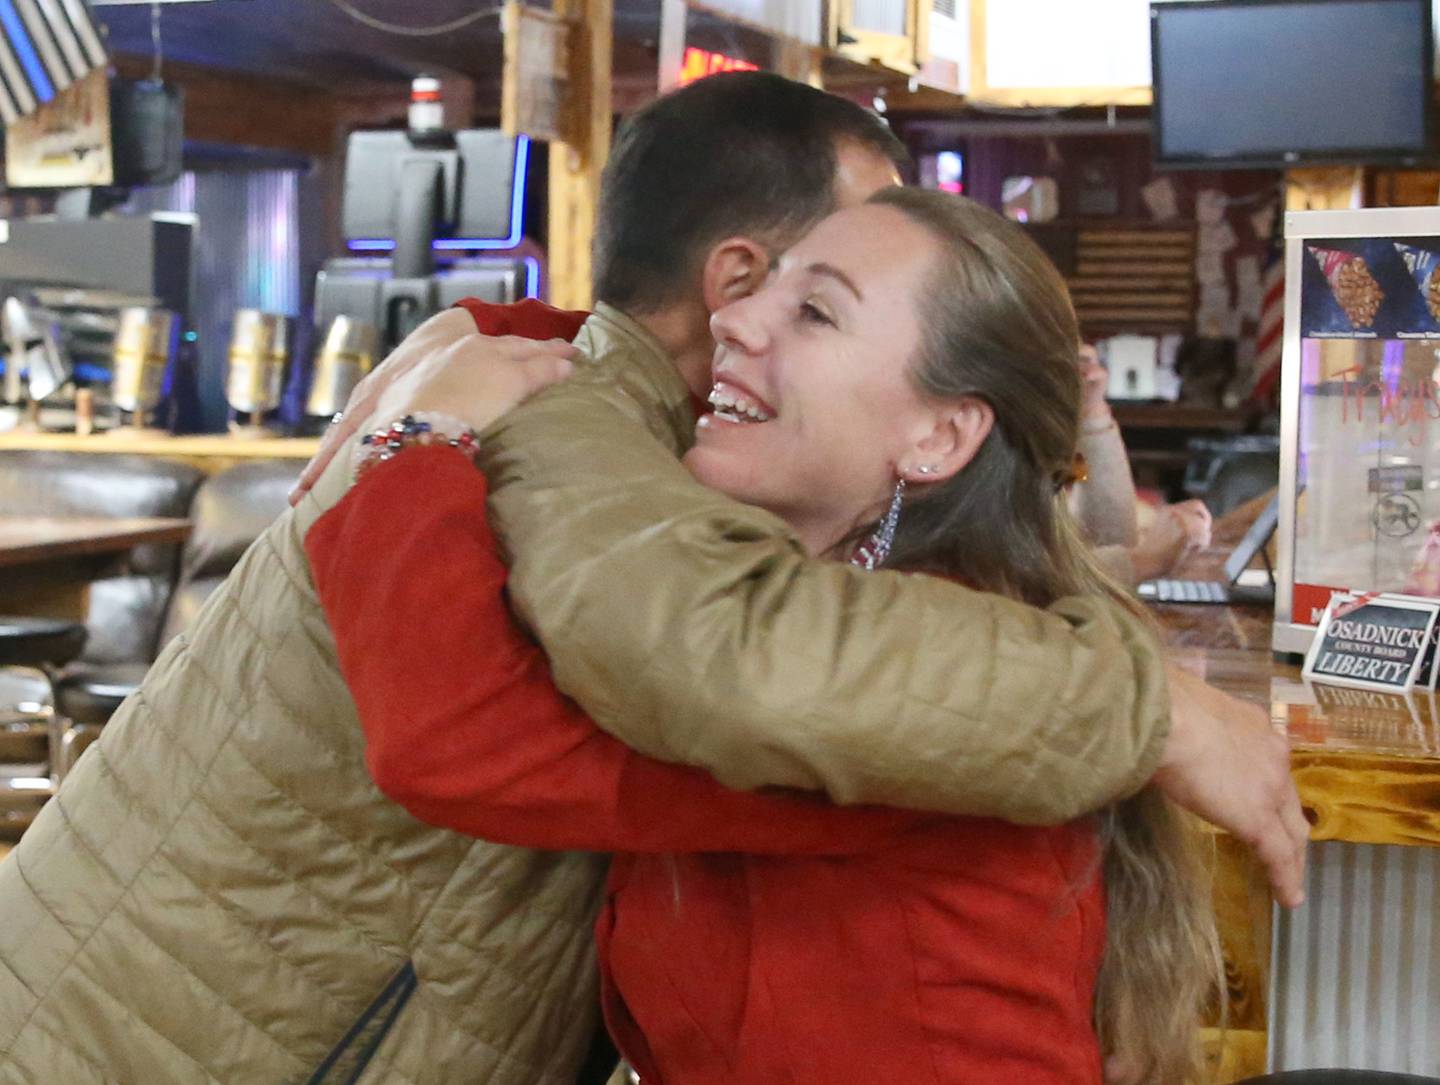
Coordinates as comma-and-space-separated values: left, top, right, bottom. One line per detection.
593, 71, 907, 313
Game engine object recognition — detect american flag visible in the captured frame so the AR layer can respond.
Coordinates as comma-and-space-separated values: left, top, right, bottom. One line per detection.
1249, 209, 1286, 405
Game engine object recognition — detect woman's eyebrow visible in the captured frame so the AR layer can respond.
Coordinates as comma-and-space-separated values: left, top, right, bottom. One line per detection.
804, 262, 864, 302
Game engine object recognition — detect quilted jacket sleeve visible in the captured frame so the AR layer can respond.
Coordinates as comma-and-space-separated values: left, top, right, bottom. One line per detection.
478, 359, 1172, 827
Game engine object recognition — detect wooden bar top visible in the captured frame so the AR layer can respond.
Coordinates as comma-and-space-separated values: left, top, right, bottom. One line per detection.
1145, 490, 1440, 848
0, 516, 191, 568
0, 431, 319, 463
1140, 489, 1440, 848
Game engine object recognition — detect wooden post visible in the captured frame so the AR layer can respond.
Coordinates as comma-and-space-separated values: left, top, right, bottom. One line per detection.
773, 38, 823, 88
657, 0, 686, 94
548, 0, 612, 311
1284, 167, 1364, 212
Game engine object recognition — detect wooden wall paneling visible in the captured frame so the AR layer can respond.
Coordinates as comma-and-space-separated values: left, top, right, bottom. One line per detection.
1067, 225, 1195, 332
1290, 752, 1440, 848
1372, 169, 1440, 207
1204, 1025, 1269, 1085
1211, 832, 1274, 1032
111, 54, 345, 157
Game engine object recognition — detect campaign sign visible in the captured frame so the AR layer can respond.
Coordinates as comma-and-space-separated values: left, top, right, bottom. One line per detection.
1303, 593, 1440, 692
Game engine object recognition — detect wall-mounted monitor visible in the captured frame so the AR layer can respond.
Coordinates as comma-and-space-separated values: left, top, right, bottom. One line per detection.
1151, 0, 1434, 170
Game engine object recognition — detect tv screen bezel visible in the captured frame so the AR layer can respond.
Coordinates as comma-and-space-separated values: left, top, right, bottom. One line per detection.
1150, 0, 1437, 171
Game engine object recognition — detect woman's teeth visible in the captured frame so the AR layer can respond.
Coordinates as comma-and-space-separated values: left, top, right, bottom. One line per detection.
708, 385, 773, 423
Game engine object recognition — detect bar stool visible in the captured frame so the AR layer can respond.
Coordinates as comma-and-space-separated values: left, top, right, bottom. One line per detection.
51, 662, 149, 777
0, 616, 87, 839
1234, 1072, 1440, 1084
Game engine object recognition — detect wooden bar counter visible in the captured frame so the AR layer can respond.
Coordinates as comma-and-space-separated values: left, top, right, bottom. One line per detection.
1184, 640, 1440, 1081
0, 430, 320, 476
1154, 493, 1440, 1080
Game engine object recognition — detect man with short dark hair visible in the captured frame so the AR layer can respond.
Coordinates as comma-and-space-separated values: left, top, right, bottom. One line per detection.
592, 70, 906, 315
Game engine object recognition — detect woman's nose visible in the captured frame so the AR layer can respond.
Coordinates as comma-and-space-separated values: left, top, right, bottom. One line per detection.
711, 295, 769, 356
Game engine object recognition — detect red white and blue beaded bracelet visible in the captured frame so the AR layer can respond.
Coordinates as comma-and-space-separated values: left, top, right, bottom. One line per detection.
351, 412, 481, 481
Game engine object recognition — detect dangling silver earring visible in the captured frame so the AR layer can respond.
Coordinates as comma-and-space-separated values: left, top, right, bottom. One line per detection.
852, 477, 905, 570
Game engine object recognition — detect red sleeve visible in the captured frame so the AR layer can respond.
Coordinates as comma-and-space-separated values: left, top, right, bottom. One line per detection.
452, 297, 589, 340
305, 446, 921, 854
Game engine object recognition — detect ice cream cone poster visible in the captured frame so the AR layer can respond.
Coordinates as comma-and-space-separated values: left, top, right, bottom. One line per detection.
1310, 245, 1384, 328
1395, 242, 1440, 325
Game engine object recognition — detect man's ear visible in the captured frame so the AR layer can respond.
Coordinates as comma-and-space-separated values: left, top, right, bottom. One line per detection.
901, 397, 995, 483
701, 236, 771, 313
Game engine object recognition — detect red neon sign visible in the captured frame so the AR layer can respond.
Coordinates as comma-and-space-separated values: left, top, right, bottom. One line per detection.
678, 46, 759, 86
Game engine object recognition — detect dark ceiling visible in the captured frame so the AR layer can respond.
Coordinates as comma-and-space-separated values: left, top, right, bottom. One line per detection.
89, 0, 772, 92
95, 0, 518, 87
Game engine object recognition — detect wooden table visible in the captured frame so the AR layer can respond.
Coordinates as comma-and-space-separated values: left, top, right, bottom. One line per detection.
0, 516, 191, 619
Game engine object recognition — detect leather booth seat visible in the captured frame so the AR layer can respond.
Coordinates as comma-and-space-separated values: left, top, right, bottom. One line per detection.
52, 460, 304, 727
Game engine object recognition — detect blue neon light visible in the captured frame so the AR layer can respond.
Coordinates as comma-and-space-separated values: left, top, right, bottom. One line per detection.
73, 362, 109, 383
0, 0, 54, 103
523, 256, 540, 299
347, 134, 530, 253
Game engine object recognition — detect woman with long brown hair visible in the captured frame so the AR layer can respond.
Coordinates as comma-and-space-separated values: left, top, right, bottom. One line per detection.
309, 186, 1220, 1083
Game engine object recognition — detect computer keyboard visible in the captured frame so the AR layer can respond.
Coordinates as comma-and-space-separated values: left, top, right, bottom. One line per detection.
1145, 578, 1228, 604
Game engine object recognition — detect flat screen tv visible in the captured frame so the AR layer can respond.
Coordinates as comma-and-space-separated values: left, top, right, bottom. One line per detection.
1151, 0, 1434, 169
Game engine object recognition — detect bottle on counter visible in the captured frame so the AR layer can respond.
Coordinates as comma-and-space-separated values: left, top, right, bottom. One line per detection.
226, 309, 291, 438
111, 306, 178, 432
408, 75, 444, 137
305, 315, 378, 429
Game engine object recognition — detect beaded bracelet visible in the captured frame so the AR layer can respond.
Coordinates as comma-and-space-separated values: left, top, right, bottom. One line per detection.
352, 412, 481, 482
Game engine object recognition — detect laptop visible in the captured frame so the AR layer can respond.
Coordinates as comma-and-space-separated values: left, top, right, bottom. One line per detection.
1136, 494, 1279, 606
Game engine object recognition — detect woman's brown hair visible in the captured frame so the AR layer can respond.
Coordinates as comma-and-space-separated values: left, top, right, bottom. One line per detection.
865, 185, 1222, 1084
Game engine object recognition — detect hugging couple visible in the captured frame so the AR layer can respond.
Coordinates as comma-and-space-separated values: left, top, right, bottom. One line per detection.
0, 72, 1305, 1085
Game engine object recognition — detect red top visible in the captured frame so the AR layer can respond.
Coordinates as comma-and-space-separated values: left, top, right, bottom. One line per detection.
453, 296, 590, 340
303, 298, 1106, 1084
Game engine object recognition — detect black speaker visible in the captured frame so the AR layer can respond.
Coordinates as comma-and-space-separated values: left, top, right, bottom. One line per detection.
109, 79, 184, 188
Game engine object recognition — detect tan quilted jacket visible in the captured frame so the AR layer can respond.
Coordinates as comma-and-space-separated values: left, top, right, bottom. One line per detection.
0, 315, 607, 1085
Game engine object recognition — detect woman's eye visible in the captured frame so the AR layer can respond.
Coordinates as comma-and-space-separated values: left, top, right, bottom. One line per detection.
799, 301, 834, 327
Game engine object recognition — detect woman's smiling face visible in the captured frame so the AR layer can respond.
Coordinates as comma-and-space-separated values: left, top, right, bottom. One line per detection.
684, 204, 944, 556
